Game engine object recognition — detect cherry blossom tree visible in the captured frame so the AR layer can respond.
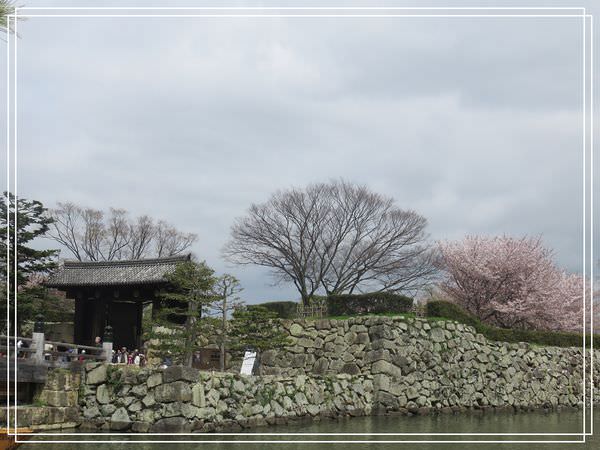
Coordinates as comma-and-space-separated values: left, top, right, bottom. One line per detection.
437, 235, 591, 332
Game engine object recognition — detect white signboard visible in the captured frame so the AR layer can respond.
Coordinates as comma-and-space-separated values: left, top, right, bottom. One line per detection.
240, 351, 257, 375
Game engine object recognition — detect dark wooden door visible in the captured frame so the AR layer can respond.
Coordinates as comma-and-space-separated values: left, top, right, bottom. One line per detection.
110, 301, 141, 350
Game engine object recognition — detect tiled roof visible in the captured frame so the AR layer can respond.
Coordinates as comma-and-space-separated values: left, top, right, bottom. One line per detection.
46, 254, 191, 287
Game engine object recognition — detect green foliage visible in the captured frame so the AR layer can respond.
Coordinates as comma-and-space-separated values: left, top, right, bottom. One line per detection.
308, 295, 328, 307
32, 397, 46, 407
426, 300, 600, 348
328, 312, 416, 321
19, 286, 74, 324
0, 1, 15, 34
0, 192, 61, 333
144, 260, 218, 366
256, 385, 276, 406
255, 301, 298, 319
327, 292, 413, 317
0, 192, 58, 284
106, 365, 124, 393
230, 305, 291, 353
425, 301, 480, 328
211, 274, 244, 371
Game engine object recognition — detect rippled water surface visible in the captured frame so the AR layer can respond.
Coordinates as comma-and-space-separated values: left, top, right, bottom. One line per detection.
20, 409, 600, 449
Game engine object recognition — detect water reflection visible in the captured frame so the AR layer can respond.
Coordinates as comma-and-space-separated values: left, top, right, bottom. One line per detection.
21, 410, 598, 450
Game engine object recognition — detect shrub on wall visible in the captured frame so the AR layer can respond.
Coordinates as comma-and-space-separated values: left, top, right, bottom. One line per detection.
426, 300, 600, 348
256, 301, 298, 319
327, 292, 413, 316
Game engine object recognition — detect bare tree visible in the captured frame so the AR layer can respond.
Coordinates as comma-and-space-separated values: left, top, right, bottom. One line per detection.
210, 274, 244, 371
155, 220, 198, 257
47, 202, 84, 260
126, 215, 155, 259
104, 208, 130, 260
223, 180, 437, 305
80, 208, 105, 261
47, 203, 197, 261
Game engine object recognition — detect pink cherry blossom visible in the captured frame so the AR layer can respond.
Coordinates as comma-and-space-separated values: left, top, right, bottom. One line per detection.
437, 235, 593, 332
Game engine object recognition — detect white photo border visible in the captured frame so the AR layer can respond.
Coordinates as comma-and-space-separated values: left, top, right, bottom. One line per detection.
4, 5, 595, 445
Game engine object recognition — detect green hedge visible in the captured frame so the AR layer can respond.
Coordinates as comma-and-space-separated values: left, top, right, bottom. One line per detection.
426, 300, 600, 348
255, 301, 298, 319
327, 292, 413, 316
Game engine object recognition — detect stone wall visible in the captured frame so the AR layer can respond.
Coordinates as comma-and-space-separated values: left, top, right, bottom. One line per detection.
0, 369, 81, 430
76, 317, 600, 433
261, 316, 600, 411
10, 316, 600, 433
79, 364, 373, 432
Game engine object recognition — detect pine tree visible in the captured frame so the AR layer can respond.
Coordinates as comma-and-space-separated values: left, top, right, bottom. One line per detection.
145, 260, 218, 367
0, 192, 61, 334
230, 305, 290, 359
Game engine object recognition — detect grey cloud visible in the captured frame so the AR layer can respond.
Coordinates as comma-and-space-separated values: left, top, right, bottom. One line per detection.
3, 4, 597, 301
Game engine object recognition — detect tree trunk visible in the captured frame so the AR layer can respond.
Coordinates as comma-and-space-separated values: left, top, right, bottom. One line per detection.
219, 341, 225, 372
301, 291, 310, 307
183, 298, 196, 368
220, 294, 227, 372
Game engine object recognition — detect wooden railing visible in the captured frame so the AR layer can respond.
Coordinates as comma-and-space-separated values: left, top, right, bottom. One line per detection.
0, 333, 111, 367
411, 303, 427, 318
296, 303, 327, 319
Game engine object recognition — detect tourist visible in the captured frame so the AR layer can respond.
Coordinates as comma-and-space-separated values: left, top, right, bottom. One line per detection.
66, 347, 76, 362
57, 345, 69, 362
44, 342, 53, 360
160, 352, 172, 369
133, 350, 140, 365
111, 350, 118, 364
118, 347, 127, 364
94, 336, 102, 347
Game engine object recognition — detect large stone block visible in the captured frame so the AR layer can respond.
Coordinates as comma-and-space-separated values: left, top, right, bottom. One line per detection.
43, 391, 68, 407
131, 384, 148, 398
96, 384, 110, 404
100, 404, 116, 416
30, 407, 49, 425
373, 374, 391, 393
150, 417, 192, 433
110, 407, 131, 430
142, 392, 155, 407
341, 363, 361, 375
289, 323, 304, 336
160, 401, 196, 418
260, 350, 277, 366
313, 358, 329, 375
163, 366, 200, 383
298, 338, 315, 348
86, 365, 107, 385
192, 383, 205, 407
132, 421, 151, 433
83, 406, 100, 419
315, 319, 331, 330
155, 381, 193, 403
45, 371, 76, 391
146, 372, 163, 388
372, 360, 402, 379
369, 325, 394, 340
365, 349, 390, 364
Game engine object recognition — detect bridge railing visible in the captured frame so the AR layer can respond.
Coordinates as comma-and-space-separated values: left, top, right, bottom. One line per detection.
0, 317, 113, 366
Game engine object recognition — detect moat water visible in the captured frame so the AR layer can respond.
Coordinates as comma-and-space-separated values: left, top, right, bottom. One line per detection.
20, 410, 599, 449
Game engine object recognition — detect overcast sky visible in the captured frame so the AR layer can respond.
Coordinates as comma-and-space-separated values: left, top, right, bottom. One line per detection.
2, 1, 598, 303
